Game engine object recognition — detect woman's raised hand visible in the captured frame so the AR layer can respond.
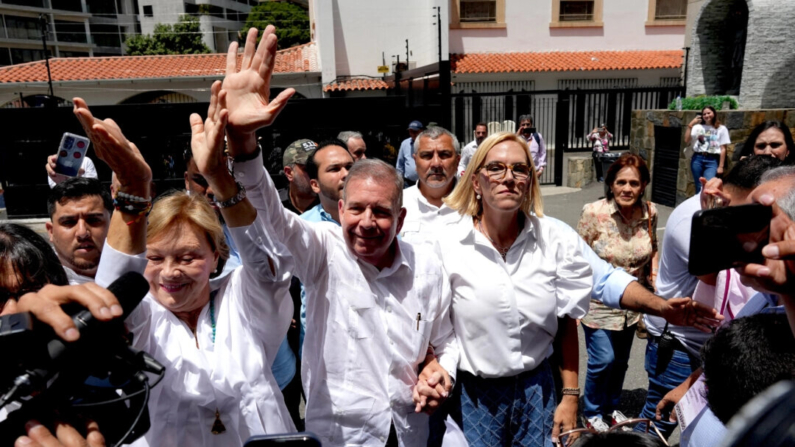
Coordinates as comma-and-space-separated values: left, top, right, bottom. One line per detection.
189, 80, 229, 182
72, 98, 151, 196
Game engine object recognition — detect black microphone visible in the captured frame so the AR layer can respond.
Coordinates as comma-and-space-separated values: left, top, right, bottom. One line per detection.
0, 272, 150, 400
43, 271, 150, 370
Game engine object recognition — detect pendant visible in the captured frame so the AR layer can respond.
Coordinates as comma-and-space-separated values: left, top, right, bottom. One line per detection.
211, 409, 226, 435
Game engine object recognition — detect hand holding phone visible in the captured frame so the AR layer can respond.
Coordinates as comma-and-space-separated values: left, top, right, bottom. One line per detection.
54, 132, 91, 177
688, 203, 772, 276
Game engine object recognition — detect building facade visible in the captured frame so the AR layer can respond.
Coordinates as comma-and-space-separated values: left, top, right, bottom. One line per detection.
138, 0, 255, 53
0, 0, 139, 66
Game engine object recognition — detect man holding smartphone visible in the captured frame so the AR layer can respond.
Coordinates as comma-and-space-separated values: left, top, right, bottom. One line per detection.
517, 115, 547, 176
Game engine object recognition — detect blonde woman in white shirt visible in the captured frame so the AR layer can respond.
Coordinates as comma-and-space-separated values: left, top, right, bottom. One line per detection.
431, 132, 592, 446
71, 90, 296, 446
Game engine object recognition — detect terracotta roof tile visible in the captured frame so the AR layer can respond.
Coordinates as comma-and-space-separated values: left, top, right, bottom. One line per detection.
451, 50, 683, 74
0, 42, 318, 84
324, 78, 390, 92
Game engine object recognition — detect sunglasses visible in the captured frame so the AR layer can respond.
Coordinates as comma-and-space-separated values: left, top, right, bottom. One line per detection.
555, 418, 669, 447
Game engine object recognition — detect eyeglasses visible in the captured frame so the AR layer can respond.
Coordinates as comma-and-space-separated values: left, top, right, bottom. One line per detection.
555, 418, 669, 447
480, 161, 532, 181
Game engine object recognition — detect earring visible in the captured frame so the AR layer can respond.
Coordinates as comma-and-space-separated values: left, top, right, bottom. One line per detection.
476, 193, 481, 200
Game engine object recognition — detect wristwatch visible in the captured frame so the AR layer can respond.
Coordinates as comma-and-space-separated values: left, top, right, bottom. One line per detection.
213, 182, 247, 208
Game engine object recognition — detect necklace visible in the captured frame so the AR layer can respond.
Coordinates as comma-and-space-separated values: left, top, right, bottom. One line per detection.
209, 294, 216, 344
477, 218, 512, 259
208, 293, 225, 434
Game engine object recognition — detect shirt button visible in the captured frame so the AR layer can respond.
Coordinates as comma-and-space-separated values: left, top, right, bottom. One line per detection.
236, 171, 246, 178
256, 237, 263, 245
380, 437, 386, 442
387, 306, 392, 313
390, 341, 394, 346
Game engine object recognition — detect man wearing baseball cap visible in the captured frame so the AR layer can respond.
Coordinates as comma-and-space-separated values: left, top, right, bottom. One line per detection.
282, 138, 320, 214
396, 120, 423, 187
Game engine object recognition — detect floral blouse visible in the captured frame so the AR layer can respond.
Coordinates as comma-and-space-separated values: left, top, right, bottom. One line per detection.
577, 198, 658, 331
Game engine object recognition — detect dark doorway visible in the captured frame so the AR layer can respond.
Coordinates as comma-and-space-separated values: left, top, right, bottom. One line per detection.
651, 126, 681, 207
696, 0, 748, 96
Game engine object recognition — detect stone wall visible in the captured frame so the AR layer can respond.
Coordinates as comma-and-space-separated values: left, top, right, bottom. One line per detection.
567, 156, 594, 189
687, 0, 795, 108
630, 109, 795, 204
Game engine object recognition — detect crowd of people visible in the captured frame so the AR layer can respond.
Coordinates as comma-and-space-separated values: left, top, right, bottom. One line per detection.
1, 26, 794, 447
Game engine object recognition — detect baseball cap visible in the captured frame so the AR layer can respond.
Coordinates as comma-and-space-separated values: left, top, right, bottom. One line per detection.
408, 120, 423, 131
283, 139, 318, 168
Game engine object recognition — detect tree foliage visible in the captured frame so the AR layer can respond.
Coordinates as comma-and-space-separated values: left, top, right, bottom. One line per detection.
242, 2, 310, 49
668, 95, 739, 111
125, 15, 211, 56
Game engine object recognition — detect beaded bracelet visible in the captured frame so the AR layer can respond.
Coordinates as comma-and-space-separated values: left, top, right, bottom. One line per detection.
116, 191, 149, 203
113, 195, 152, 225
561, 387, 581, 396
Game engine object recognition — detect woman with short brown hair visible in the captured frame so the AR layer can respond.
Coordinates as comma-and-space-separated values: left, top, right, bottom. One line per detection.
577, 153, 657, 433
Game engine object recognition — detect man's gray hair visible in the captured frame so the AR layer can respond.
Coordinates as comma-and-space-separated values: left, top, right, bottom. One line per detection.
337, 131, 364, 145
518, 114, 534, 124
760, 166, 795, 220
413, 126, 461, 154
342, 159, 403, 211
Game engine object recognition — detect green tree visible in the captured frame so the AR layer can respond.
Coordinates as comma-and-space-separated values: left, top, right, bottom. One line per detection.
125, 15, 211, 56
242, 2, 310, 49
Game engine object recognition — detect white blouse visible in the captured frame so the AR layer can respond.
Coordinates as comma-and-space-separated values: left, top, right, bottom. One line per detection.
437, 213, 592, 378
95, 219, 295, 446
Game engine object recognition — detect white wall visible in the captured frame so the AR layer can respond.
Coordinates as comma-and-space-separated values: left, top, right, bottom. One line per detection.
450, 0, 685, 54
313, 0, 448, 85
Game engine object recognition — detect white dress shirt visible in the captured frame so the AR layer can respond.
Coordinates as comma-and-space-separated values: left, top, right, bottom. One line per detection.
399, 184, 462, 246
64, 265, 93, 285
436, 213, 592, 378
457, 140, 478, 177
233, 154, 459, 447
95, 218, 296, 446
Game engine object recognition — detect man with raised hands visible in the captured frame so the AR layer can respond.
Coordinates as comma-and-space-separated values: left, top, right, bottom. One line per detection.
207, 26, 459, 447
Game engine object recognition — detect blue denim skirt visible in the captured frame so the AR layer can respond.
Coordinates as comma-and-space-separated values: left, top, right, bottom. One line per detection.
431, 359, 557, 447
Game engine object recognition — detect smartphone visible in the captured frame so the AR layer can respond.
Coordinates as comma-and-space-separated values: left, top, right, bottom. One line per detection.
522, 127, 536, 136
696, 113, 703, 124
244, 433, 322, 447
54, 132, 91, 177
688, 203, 772, 276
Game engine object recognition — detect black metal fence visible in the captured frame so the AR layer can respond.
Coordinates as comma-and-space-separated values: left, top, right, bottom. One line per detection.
0, 97, 440, 217
451, 86, 684, 185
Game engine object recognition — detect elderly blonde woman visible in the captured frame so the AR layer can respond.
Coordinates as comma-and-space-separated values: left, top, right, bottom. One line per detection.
433, 132, 592, 446
70, 91, 296, 446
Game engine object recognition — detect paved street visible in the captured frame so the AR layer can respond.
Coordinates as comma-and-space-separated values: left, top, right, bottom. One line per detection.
542, 181, 679, 444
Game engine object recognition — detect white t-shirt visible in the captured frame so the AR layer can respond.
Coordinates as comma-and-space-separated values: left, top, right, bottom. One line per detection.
690, 124, 730, 155
645, 195, 707, 354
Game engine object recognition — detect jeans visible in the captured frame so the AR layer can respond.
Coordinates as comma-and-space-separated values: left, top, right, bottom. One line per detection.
592, 151, 604, 181
636, 338, 701, 439
582, 324, 636, 419
691, 153, 719, 193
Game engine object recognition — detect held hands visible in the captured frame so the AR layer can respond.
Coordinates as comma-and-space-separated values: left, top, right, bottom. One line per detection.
412, 356, 452, 415
660, 298, 722, 333
221, 26, 294, 154
72, 98, 151, 196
